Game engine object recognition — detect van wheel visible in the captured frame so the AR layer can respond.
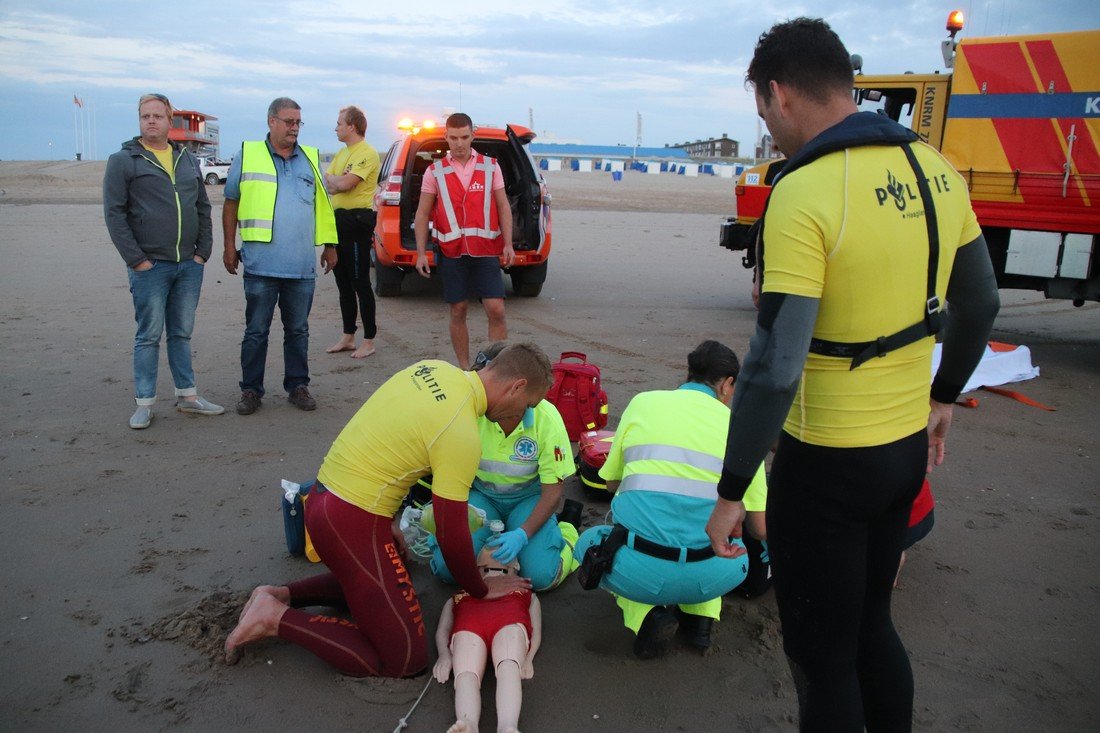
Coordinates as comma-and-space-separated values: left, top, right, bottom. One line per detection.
374, 264, 404, 297
205, 173, 220, 185
510, 260, 547, 297
514, 281, 543, 297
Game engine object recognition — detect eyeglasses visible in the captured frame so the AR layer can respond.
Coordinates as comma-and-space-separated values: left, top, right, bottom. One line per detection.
481, 566, 511, 575
275, 118, 304, 128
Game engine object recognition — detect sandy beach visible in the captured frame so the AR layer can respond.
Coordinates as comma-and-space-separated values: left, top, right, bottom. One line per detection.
1, 161, 1097, 732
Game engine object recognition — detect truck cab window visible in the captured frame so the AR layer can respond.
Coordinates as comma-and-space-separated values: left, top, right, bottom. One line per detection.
856, 87, 917, 127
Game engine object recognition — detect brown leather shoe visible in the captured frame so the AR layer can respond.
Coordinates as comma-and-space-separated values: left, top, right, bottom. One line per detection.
236, 390, 262, 415
288, 385, 316, 411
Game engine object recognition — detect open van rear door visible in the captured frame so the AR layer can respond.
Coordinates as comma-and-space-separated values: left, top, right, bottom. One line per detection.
506, 125, 544, 251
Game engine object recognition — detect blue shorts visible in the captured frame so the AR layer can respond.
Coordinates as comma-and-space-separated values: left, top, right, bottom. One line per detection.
437, 253, 505, 303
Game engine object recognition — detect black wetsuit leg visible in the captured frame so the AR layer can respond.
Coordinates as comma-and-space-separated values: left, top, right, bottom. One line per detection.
768, 429, 925, 733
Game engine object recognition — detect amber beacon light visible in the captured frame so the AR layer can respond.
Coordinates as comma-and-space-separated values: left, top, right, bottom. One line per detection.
946, 10, 965, 34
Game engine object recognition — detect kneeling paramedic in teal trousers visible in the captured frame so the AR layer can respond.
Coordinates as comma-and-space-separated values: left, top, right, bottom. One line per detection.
574, 341, 768, 658
429, 342, 580, 591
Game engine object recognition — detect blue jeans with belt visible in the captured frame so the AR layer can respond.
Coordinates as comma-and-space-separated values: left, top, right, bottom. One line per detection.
240, 274, 315, 395
127, 259, 205, 404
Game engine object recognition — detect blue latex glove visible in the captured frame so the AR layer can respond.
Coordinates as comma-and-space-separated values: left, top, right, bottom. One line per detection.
487, 528, 528, 563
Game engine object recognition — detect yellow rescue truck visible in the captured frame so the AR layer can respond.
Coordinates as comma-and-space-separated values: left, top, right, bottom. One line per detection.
722, 11, 1100, 305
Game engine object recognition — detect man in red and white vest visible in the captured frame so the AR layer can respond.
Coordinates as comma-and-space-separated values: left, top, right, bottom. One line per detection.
415, 113, 515, 369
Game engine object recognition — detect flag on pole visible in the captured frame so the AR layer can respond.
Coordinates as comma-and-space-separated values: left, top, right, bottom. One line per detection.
73, 94, 83, 108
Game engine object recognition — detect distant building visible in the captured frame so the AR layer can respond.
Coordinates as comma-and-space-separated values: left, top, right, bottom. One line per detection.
528, 142, 689, 172
669, 134, 739, 158
168, 109, 220, 158
755, 134, 783, 160
528, 143, 689, 161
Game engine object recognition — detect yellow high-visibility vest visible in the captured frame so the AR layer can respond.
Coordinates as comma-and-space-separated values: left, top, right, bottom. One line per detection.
474, 400, 574, 494
238, 141, 337, 245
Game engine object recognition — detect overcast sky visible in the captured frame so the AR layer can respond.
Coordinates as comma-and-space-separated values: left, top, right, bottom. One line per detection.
0, 0, 1096, 161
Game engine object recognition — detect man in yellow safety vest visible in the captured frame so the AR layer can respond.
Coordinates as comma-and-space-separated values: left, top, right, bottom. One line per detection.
222, 97, 338, 416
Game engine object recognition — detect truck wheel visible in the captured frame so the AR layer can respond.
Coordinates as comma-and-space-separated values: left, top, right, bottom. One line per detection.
374, 263, 404, 297
205, 173, 220, 185
510, 260, 547, 297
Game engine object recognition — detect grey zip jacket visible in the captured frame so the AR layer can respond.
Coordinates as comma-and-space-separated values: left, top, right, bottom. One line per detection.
103, 137, 213, 267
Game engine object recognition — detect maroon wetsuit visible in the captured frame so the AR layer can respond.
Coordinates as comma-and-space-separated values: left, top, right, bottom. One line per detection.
278, 488, 484, 677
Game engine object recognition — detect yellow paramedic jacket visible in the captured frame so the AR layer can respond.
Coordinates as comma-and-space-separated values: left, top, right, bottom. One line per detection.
474, 400, 575, 494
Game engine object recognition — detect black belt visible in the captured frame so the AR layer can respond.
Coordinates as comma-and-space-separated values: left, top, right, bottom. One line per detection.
809, 306, 941, 370
619, 525, 715, 562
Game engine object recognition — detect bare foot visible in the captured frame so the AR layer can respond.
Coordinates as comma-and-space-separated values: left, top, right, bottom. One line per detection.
326, 337, 355, 354
238, 584, 290, 622
446, 721, 470, 733
350, 340, 376, 359
225, 591, 287, 664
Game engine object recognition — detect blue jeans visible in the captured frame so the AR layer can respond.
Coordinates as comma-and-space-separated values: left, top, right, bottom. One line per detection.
127, 259, 205, 404
241, 274, 315, 396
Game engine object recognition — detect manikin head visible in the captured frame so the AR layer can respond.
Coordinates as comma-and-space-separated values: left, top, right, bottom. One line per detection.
477, 545, 521, 577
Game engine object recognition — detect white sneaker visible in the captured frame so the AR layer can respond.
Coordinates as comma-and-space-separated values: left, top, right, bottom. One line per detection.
129, 405, 152, 429
176, 395, 225, 416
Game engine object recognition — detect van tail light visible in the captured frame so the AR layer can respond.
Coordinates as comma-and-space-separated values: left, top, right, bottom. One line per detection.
735, 185, 745, 196
380, 172, 403, 205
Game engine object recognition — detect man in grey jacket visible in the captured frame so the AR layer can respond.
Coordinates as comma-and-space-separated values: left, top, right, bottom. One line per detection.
103, 93, 224, 429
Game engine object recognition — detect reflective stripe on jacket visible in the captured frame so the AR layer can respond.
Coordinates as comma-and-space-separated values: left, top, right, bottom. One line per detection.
617, 443, 725, 500
475, 457, 539, 494
429, 153, 502, 257
608, 387, 729, 502
238, 141, 337, 245
472, 400, 574, 495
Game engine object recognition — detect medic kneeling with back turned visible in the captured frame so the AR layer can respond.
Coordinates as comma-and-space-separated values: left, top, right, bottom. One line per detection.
574, 341, 768, 658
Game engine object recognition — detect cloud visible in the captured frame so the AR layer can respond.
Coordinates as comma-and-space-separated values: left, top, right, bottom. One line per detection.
2, 0, 1098, 159
0, 10, 330, 91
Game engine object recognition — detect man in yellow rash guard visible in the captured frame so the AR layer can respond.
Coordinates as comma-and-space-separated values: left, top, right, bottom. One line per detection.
425, 341, 578, 591
225, 343, 553, 678
705, 18, 999, 732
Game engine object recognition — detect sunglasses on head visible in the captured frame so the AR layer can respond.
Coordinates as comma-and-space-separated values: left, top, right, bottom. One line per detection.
140, 93, 172, 110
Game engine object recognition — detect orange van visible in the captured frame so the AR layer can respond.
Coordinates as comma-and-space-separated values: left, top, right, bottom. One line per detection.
373, 122, 552, 297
